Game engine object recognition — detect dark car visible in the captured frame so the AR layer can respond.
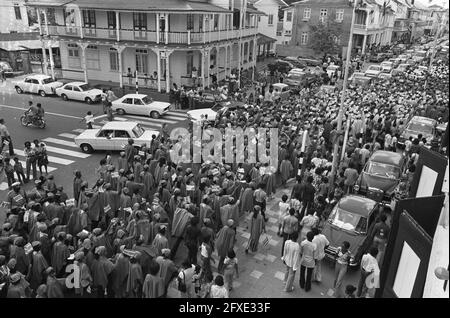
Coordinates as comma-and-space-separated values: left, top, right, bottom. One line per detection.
354, 151, 405, 200
397, 116, 437, 149
193, 91, 225, 109
369, 53, 385, 63
322, 195, 381, 267
267, 60, 293, 74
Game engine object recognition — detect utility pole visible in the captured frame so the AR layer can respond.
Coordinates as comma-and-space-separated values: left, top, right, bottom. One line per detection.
330, 0, 358, 186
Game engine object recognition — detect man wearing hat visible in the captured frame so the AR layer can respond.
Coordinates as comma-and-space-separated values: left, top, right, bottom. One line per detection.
216, 219, 236, 273
45, 267, 64, 298
91, 246, 114, 297
7, 182, 27, 213
51, 232, 70, 277
29, 241, 48, 291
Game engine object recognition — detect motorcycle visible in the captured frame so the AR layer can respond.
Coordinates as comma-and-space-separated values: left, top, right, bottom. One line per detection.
20, 113, 46, 128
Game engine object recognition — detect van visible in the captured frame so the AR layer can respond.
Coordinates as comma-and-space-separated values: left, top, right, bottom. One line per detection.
272, 83, 291, 99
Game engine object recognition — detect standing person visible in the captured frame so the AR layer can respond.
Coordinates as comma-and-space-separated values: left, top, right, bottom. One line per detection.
357, 247, 379, 298
81, 111, 95, 129
106, 102, 114, 121
215, 219, 236, 273
184, 217, 201, 265
36, 142, 49, 176
142, 261, 165, 298
91, 246, 115, 298
223, 250, 239, 292
73, 170, 83, 206
333, 241, 351, 298
299, 231, 317, 292
127, 68, 133, 85
277, 194, 290, 236
177, 260, 196, 298
300, 176, 315, 220
281, 208, 299, 256
13, 157, 26, 184
210, 275, 229, 298
299, 209, 319, 241
282, 232, 300, 292
101, 89, 108, 114
24, 141, 37, 182
245, 206, 265, 254
369, 214, 390, 265
343, 163, 359, 194
253, 183, 268, 222
311, 227, 329, 283
0, 118, 14, 156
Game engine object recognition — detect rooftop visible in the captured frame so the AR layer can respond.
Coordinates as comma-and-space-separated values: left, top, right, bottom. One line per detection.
338, 195, 377, 217
370, 150, 404, 166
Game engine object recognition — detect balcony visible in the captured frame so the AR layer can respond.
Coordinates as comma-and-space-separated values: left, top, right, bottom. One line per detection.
45, 24, 257, 45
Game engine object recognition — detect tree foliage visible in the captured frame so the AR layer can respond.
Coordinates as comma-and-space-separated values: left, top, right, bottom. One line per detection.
308, 21, 343, 56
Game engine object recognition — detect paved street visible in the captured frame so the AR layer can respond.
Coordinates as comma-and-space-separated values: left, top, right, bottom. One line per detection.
0, 76, 358, 298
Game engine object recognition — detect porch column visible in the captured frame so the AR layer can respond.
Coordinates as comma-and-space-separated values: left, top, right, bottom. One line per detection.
114, 45, 126, 88
157, 49, 162, 92
156, 13, 160, 44
79, 42, 89, 83
225, 45, 228, 77
218, 14, 221, 40
203, 15, 206, 43
43, 8, 49, 36
77, 8, 84, 39
362, 34, 368, 54
165, 50, 174, 93
37, 9, 48, 75
165, 14, 169, 45
206, 48, 211, 88
116, 11, 120, 42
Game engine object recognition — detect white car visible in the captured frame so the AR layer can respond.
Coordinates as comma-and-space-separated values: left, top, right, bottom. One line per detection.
365, 65, 382, 78
111, 94, 170, 119
56, 82, 103, 104
187, 102, 244, 122
349, 72, 366, 82
74, 121, 159, 153
326, 65, 340, 78
377, 72, 392, 80
14, 74, 63, 97
380, 61, 394, 73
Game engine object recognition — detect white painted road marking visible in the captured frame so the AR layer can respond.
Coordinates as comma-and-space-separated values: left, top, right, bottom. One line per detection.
14, 149, 74, 165
0, 104, 83, 120
44, 145, 90, 158
58, 133, 78, 139
43, 138, 78, 148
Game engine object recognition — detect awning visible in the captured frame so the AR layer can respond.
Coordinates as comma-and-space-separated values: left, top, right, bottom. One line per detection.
0, 40, 59, 52
257, 33, 277, 45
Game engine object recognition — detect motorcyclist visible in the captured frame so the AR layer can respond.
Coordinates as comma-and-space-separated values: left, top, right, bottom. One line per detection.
25, 102, 44, 124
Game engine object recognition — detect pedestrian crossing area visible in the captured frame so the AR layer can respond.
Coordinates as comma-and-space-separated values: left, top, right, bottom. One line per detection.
0, 110, 189, 192
97, 110, 188, 131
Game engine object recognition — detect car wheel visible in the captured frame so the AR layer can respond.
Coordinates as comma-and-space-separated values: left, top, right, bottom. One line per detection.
80, 144, 94, 153
16, 87, 23, 94
85, 97, 93, 104
150, 111, 160, 119
116, 108, 125, 115
39, 90, 46, 97
61, 94, 68, 101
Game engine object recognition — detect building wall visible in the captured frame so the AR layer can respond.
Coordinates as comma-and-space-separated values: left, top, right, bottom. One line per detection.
254, 0, 280, 49
291, 0, 353, 54
276, 6, 294, 45
0, 0, 30, 33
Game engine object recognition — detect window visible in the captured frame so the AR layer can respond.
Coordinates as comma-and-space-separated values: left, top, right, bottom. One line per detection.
303, 8, 311, 20
301, 32, 308, 45
109, 48, 119, 71
187, 14, 194, 31
214, 14, 219, 30
320, 9, 327, 23
82, 10, 96, 28
107, 11, 116, 29
268, 14, 274, 25
97, 130, 114, 138
133, 13, 147, 30
135, 50, 148, 73
86, 46, 99, 70
14, 5, 21, 20
67, 43, 80, 68
285, 30, 291, 35
73, 86, 81, 92
336, 9, 344, 22
258, 16, 261, 22
64, 85, 73, 91
122, 98, 133, 104
133, 98, 144, 105
114, 130, 130, 138
286, 12, 292, 22
64, 9, 75, 26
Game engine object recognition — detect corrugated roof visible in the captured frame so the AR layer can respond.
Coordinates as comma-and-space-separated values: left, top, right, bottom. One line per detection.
26, 0, 231, 13
0, 40, 59, 52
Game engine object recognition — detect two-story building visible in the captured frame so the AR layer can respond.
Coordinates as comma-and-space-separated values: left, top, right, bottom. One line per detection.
352, 0, 395, 54
27, 0, 261, 92
290, 0, 354, 57
277, 4, 295, 45
249, 0, 287, 54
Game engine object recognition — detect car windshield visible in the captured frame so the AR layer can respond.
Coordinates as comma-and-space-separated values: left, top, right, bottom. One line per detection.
367, 162, 400, 179
132, 124, 145, 138
329, 207, 368, 233
407, 122, 434, 134
42, 78, 56, 84
368, 66, 381, 71
142, 96, 153, 104
79, 84, 91, 91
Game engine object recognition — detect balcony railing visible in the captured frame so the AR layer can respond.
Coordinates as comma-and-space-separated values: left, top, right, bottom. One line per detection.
46, 25, 257, 44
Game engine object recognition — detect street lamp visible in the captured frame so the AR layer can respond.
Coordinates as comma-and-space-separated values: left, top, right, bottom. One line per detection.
329, 0, 361, 186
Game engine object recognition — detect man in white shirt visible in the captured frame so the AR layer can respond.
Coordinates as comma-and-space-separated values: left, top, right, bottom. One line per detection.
282, 232, 300, 292
311, 228, 329, 283
357, 247, 379, 298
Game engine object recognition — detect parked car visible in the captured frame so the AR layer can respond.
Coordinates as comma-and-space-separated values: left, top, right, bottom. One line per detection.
111, 94, 170, 119
364, 65, 382, 78
369, 53, 385, 63
322, 195, 381, 267
284, 71, 306, 87
397, 54, 409, 63
397, 63, 410, 72
389, 58, 401, 68
354, 151, 405, 200
383, 50, 394, 59
268, 60, 293, 74
377, 72, 392, 81
398, 116, 437, 149
55, 82, 103, 104
14, 74, 63, 97
193, 91, 226, 109
0, 61, 13, 77
380, 61, 394, 73
282, 57, 307, 69
352, 75, 372, 87
187, 101, 244, 122
74, 121, 159, 153
297, 57, 322, 67
412, 50, 427, 63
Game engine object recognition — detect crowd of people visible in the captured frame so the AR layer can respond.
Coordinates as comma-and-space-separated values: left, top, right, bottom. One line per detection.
0, 44, 448, 298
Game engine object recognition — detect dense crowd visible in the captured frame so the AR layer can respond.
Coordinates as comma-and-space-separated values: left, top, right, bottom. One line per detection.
0, 49, 448, 298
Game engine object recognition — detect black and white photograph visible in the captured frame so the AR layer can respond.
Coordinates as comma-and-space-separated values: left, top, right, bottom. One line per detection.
0, 0, 448, 303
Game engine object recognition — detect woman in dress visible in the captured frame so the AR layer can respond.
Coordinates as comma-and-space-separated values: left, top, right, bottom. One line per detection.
245, 206, 265, 254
